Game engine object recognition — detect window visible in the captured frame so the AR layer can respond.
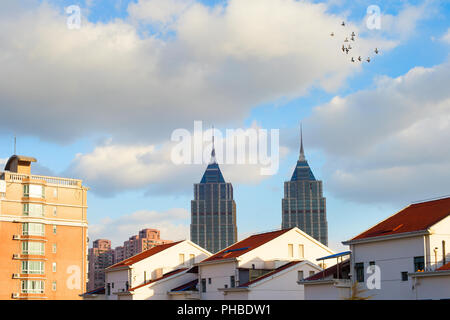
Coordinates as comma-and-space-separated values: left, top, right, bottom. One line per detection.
189, 254, 195, 265
179, 254, 185, 265
53, 207, 57, 216
201, 278, 206, 292
52, 281, 57, 291
23, 184, 45, 198
355, 262, 365, 282
52, 262, 57, 272
53, 188, 58, 198
23, 203, 44, 217
288, 244, 294, 257
369, 261, 375, 266
230, 276, 235, 288
414, 256, 425, 272
22, 242, 45, 255
22, 223, 45, 236
21, 261, 44, 274
298, 244, 304, 258
309, 271, 315, 277
21, 280, 44, 294
107, 283, 111, 295
52, 243, 57, 253
298, 271, 304, 281
401, 272, 408, 281
53, 225, 57, 234
208, 278, 211, 284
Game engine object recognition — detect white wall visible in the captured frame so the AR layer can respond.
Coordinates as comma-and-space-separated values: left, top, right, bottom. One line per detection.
351, 236, 425, 300
199, 261, 237, 300
413, 274, 450, 300
428, 217, 450, 269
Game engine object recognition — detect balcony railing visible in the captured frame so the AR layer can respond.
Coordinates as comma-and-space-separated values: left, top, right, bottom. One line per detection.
2, 172, 81, 187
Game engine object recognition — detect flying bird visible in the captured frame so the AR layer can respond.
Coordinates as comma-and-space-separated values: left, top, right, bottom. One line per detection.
348, 44, 352, 50
342, 45, 345, 52
351, 57, 355, 62
367, 57, 371, 63
330, 32, 334, 37
351, 36, 355, 41
351, 31, 356, 37
358, 56, 362, 61
344, 37, 349, 42
341, 21, 345, 26
375, 48, 379, 54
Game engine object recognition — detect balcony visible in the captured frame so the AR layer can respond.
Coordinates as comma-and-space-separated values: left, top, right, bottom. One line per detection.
2, 172, 81, 187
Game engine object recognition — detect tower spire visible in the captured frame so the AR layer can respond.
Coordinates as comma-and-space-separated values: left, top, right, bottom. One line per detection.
299, 123, 305, 161
210, 126, 217, 164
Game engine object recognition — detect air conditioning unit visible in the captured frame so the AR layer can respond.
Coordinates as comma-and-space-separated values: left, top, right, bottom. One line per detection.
12, 254, 20, 259
12, 273, 20, 279
12, 234, 21, 240
11, 293, 20, 299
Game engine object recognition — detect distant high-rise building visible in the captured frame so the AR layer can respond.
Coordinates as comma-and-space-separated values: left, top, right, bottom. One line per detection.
87, 239, 114, 291
282, 126, 328, 245
191, 137, 237, 253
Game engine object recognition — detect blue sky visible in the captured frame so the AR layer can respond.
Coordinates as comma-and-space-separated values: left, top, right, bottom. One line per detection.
1, 0, 449, 251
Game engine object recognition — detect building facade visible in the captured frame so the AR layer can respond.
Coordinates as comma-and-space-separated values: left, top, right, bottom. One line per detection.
282, 128, 328, 246
191, 144, 237, 253
0, 155, 88, 300
87, 239, 114, 292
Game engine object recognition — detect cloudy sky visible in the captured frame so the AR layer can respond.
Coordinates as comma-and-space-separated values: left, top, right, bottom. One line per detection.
0, 0, 449, 251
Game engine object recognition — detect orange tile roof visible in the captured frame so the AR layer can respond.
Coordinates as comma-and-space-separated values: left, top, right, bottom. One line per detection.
239, 260, 303, 287
437, 262, 450, 271
303, 259, 350, 281
351, 197, 450, 241
129, 268, 188, 291
201, 228, 293, 263
107, 241, 183, 270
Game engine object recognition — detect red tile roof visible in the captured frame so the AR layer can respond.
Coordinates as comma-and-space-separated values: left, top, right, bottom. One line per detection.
129, 268, 188, 291
107, 241, 183, 270
201, 228, 293, 263
303, 259, 350, 281
239, 260, 303, 287
351, 197, 450, 241
437, 262, 450, 271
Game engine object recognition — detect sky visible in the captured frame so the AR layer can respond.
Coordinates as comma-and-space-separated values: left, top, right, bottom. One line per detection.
0, 0, 449, 252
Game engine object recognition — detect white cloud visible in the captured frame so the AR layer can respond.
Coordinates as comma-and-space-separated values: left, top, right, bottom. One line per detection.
0, 0, 394, 144
88, 208, 190, 247
441, 28, 450, 44
66, 125, 289, 196
306, 60, 450, 204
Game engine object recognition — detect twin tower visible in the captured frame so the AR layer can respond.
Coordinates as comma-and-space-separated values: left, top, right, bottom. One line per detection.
190, 128, 328, 253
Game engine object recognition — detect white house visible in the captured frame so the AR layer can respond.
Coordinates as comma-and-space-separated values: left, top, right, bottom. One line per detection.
342, 196, 450, 300
193, 227, 335, 300
103, 240, 211, 300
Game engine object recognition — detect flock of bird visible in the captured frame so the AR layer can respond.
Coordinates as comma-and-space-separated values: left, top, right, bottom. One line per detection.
330, 21, 379, 64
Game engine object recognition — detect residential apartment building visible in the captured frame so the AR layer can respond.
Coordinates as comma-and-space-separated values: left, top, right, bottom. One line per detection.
282, 128, 328, 245
87, 239, 114, 292
342, 196, 450, 300
122, 229, 172, 260
0, 155, 88, 300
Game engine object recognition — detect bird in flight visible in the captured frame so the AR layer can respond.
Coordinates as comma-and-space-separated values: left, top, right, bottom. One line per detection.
375, 48, 379, 54
367, 57, 371, 63
341, 21, 345, 26
342, 45, 345, 52
330, 32, 334, 37
351, 57, 355, 62
358, 56, 362, 62
351, 31, 356, 37
344, 37, 349, 42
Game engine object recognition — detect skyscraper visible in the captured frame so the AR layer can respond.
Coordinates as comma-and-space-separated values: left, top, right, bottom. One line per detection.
282, 127, 328, 245
191, 138, 237, 253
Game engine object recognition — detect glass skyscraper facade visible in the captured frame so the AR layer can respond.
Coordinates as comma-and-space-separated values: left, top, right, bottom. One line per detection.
191, 147, 237, 253
282, 129, 328, 246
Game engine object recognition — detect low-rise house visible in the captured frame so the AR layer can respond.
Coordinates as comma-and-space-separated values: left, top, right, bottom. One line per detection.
299, 254, 352, 300
194, 227, 335, 300
342, 196, 450, 300
103, 240, 211, 300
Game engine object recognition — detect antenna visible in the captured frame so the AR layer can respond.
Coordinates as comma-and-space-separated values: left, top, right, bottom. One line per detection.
14, 135, 17, 155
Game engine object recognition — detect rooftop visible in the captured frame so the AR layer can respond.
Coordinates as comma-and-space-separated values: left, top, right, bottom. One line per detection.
201, 228, 293, 263
106, 241, 183, 270
437, 262, 450, 271
129, 268, 188, 291
348, 196, 450, 242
